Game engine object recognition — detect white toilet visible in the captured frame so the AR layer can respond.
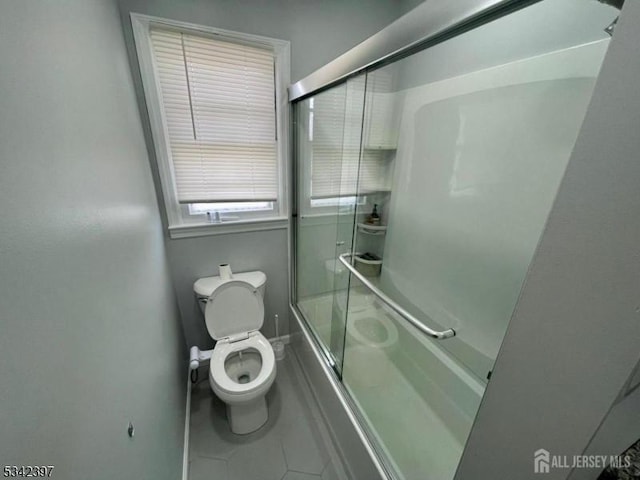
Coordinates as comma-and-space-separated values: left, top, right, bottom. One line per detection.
194, 270, 276, 435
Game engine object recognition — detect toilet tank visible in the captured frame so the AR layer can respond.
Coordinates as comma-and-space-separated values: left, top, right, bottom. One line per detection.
194, 270, 267, 313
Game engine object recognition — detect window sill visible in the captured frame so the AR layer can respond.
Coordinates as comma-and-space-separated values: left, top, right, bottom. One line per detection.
298, 211, 370, 226
168, 216, 289, 239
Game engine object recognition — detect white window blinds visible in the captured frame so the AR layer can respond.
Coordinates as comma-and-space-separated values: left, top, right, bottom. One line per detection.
150, 28, 278, 203
310, 79, 390, 199
310, 86, 350, 199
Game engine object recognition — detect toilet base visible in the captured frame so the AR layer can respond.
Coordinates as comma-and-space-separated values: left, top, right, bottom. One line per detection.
226, 397, 268, 435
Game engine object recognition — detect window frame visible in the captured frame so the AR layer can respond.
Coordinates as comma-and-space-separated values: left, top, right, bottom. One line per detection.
131, 13, 290, 238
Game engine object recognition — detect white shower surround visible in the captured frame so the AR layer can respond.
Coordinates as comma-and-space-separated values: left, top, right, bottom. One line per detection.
380, 39, 610, 378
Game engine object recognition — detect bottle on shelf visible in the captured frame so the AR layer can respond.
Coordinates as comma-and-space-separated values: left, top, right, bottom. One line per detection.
366, 204, 381, 225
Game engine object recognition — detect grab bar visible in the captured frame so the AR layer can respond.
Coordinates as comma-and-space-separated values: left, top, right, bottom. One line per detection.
338, 253, 456, 340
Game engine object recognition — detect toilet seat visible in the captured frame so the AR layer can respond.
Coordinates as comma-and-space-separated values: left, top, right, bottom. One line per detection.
210, 332, 275, 396
206, 279, 274, 396
204, 280, 264, 340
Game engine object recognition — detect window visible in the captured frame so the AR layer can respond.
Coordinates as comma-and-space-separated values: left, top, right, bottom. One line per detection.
131, 15, 290, 237
309, 80, 391, 200
297, 79, 388, 217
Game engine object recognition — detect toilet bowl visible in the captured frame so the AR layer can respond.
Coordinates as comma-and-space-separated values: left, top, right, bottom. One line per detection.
195, 273, 276, 435
210, 331, 276, 434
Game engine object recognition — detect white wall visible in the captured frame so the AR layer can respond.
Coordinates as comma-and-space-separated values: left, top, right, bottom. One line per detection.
384, 49, 607, 380
396, 0, 617, 90
117, 0, 419, 348
377, 0, 615, 380
0, 1, 186, 478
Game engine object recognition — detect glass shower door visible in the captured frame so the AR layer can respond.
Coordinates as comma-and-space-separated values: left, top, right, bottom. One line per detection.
294, 75, 366, 371
327, 76, 367, 373
337, 2, 617, 479
294, 1, 618, 479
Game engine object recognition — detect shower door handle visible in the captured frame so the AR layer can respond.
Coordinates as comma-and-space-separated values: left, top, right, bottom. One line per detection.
338, 253, 456, 340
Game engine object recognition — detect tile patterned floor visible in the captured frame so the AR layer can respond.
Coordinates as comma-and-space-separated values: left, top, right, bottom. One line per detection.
188, 346, 348, 480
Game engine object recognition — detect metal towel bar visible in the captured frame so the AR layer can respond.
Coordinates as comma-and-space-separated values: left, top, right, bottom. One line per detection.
338, 253, 456, 340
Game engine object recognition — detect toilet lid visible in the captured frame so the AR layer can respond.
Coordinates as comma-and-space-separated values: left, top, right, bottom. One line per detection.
204, 280, 264, 340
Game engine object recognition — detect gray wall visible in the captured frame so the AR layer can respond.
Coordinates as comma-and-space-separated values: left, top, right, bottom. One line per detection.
569, 382, 640, 480
165, 229, 290, 350
0, 1, 186, 479
455, 1, 640, 478
119, 0, 421, 82
117, 0, 419, 348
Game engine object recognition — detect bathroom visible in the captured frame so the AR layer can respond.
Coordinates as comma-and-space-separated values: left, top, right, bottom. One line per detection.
1, 0, 639, 479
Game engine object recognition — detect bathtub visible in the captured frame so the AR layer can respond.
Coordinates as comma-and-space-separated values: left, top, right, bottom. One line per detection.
299, 286, 485, 480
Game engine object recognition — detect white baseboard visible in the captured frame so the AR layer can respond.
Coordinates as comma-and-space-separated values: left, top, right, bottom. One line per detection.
182, 369, 192, 480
